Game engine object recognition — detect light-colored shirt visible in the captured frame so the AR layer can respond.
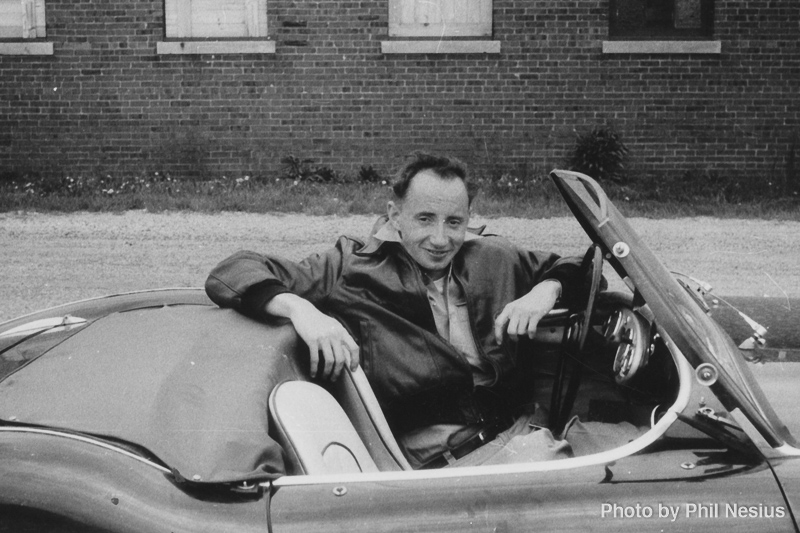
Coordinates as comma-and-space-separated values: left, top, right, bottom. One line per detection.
425, 271, 494, 386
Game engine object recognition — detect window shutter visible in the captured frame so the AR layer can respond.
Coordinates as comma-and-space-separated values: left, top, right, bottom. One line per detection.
0, 0, 23, 39
0, 0, 44, 38
244, 0, 267, 37
165, 0, 193, 37
389, 0, 492, 38
30, 0, 45, 37
165, 0, 267, 38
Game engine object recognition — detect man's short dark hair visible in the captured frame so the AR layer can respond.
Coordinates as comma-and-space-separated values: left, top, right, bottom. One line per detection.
392, 152, 478, 205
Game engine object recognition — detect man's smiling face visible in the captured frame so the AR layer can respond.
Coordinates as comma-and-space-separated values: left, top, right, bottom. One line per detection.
388, 169, 470, 280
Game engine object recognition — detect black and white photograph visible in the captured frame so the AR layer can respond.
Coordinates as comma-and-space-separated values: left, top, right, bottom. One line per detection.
1, 1, 799, 531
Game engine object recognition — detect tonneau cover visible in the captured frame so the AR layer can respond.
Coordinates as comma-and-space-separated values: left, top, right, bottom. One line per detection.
0, 305, 302, 483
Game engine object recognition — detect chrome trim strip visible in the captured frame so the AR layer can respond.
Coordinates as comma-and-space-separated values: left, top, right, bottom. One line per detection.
0, 287, 205, 328
0, 316, 88, 339
0, 427, 172, 474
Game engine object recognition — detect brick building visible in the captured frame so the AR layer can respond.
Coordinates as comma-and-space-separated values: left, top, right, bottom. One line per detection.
1, 0, 798, 181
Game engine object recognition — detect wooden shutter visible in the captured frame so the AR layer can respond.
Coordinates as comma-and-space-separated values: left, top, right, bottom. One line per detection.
0, 0, 22, 38
389, 0, 492, 38
0, 0, 45, 38
165, 0, 267, 38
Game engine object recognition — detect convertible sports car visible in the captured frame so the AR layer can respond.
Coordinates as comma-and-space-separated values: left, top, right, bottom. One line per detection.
1, 170, 799, 532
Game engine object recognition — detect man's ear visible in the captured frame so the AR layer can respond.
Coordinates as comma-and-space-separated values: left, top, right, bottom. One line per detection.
387, 200, 401, 229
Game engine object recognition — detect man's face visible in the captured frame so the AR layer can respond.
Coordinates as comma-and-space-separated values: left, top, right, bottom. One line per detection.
388, 169, 470, 278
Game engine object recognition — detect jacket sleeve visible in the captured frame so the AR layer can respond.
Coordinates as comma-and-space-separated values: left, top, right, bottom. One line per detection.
516, 247, 601, 307
204, 237, 351, 319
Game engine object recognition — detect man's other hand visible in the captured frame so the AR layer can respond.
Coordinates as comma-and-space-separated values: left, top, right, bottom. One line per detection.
494, 280, 562, 344
266, 293, 359, 380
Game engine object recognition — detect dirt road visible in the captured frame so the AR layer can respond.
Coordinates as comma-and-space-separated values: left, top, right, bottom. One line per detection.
1, 211, 798, 322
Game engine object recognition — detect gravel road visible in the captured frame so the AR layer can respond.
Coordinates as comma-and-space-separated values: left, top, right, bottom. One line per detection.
1, 211, 798, 323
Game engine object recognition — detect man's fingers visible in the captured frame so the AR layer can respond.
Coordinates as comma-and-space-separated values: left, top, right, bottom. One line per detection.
506, 314, 521, 341
296, 317, 360, 379
526, 315, 541, 339
345, 337, 361, 371
494, 308, 510, 344
500, 309, 545, 342
330, 342, 346, 381
308, 340, 320, 378
319, 342, 335, 380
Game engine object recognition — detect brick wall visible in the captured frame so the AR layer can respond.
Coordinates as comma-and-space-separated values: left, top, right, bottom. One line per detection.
1, 0, 798, 182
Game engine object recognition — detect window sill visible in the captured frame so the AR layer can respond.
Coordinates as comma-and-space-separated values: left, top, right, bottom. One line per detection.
381, 40, 500, 55
157, 40, 276, 55
0, 42, 54, 55
602, 41, 721, 54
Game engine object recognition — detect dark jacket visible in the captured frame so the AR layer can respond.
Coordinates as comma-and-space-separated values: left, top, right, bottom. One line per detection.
205, 228, 584, 434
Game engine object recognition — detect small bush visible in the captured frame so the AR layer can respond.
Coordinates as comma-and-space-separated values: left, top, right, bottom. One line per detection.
568, 126, 630, 183
280, 155, 343, 183
357, 165, 385, 184
280, 155, 315, 182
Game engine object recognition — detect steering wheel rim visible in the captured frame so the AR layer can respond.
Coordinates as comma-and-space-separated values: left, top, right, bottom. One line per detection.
548, 244, 604, 434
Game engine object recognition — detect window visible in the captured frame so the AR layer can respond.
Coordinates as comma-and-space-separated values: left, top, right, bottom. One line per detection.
604, 0, 720, 54
383, 0, 499, 54
164, 0, 266, 39
0, 0, 44, 38
158, 0, 275, 55
609, 0, 713, 40
389, 0, 491, 38
0, 0, 52, 55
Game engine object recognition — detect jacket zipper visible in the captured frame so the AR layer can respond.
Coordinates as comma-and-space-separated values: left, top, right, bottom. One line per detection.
451, 269, 503, 388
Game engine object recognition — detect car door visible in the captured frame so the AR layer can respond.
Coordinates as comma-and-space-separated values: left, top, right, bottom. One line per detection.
268, 448, 794, 533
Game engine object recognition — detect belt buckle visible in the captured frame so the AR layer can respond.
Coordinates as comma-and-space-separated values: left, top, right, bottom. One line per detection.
426, 419, 511, 469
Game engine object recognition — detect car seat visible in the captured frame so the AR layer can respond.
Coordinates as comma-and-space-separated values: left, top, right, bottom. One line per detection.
269, 380, 379, 475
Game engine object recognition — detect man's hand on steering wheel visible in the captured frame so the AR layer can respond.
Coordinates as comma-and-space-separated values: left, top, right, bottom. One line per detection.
494, 279, 563, 344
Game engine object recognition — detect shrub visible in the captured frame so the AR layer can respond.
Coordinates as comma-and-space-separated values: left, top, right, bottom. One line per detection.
280, 155, 342, 183
568, 126, 630, 183
357, 165, 385, 184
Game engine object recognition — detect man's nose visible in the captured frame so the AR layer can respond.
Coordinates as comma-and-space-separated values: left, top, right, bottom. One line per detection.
429, 223, 449, 246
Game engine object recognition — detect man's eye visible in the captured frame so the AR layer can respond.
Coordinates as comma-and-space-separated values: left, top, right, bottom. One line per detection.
448, 219, 463, 227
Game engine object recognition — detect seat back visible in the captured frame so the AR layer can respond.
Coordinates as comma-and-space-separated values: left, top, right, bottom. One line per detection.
331, 367, 413, 471
269, 380, 379, 475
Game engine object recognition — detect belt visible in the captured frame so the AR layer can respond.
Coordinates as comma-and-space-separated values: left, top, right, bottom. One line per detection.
421, 418, 512, 470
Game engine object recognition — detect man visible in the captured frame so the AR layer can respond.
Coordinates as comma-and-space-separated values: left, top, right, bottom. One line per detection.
205, 153, 587, 468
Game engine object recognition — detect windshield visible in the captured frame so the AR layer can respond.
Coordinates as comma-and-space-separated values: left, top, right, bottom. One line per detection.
550, 170, 797, 450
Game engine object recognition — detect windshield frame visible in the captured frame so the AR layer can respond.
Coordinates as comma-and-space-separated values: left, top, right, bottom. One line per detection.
549, 169, 797, 451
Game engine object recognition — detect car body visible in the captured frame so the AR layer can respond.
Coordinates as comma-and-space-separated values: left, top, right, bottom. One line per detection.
1, 170, 799, 533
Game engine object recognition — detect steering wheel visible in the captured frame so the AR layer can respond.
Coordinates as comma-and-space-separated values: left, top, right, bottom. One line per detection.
548, 244, 604, 434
